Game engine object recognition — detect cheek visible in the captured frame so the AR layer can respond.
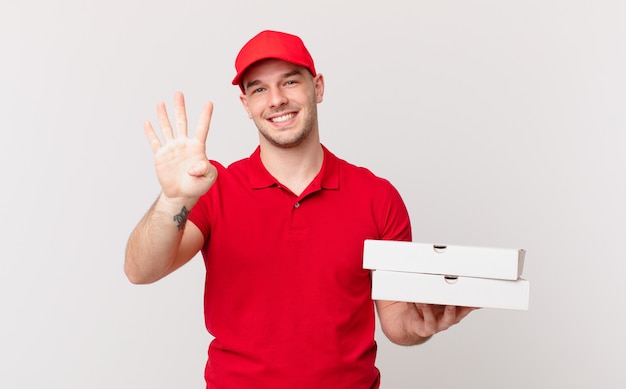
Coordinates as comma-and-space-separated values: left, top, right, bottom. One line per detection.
241, 95, 257, 119
245, 99, 265, 119
243, 104, 256, 119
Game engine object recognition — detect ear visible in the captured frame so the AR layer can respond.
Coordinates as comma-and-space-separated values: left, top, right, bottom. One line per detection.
314, 74, 325, 103
239, 93, 252, 119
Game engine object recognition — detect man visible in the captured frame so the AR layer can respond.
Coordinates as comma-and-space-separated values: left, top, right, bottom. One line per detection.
125, 30, 474, 388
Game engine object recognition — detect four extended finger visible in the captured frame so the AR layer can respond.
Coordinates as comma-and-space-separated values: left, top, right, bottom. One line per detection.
147, 93, 212, 151
194, 101, 214, 145
174, 91, 188, 138
143, 120, 162, 154
156, 101, 174, 142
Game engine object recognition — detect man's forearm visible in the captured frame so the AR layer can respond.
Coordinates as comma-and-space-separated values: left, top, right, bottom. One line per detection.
124, 194, 195, 284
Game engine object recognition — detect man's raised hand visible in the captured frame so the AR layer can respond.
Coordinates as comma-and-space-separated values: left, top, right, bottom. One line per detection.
144, 92, 217, 202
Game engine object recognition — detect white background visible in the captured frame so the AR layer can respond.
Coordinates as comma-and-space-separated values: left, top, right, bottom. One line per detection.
1, 1, 624, 388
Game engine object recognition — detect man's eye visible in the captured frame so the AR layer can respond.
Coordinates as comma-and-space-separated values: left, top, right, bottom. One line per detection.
252, 88, 264, 94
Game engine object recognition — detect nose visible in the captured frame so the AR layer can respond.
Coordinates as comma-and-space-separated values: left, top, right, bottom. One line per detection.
267, 87, 288, 109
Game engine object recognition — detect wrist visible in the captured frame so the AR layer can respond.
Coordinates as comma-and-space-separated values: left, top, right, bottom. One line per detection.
157, 192, 198, 210
154, 193, 197, 232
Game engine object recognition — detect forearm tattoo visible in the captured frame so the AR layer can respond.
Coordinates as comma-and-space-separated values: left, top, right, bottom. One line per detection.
173, 206, 189, 231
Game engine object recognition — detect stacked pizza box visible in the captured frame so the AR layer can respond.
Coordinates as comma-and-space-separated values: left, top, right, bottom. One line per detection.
363, 240, 529, 310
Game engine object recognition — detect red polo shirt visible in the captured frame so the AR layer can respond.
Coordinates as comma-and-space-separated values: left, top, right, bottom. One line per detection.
189, 145, 411, 389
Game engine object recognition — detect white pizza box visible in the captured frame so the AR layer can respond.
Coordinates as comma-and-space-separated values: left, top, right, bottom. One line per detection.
371, 270, 529, 310
363, 239, 525, 281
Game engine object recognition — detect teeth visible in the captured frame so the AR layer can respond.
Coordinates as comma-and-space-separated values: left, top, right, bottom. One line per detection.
271, 113, 294, 123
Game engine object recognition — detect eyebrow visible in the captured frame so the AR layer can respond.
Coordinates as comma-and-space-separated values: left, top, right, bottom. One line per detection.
244, 69, 305, 91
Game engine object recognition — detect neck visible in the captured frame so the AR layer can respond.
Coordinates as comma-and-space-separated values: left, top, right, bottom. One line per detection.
260, 140, 324, 196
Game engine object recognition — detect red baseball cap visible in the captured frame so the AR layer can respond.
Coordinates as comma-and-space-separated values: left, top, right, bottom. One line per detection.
232, 30, 316, 89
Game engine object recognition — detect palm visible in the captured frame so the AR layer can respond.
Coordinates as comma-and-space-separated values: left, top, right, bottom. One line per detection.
144, 92, 217, 200
154, 137, 212, 198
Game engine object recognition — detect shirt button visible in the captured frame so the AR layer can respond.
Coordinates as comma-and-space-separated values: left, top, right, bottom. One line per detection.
294, 202, 300, 208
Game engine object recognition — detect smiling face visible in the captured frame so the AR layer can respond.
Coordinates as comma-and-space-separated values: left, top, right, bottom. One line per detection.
239, 59, 324, 149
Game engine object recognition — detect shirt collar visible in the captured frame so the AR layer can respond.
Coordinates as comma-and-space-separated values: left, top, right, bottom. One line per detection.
248, 144, 339, 190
